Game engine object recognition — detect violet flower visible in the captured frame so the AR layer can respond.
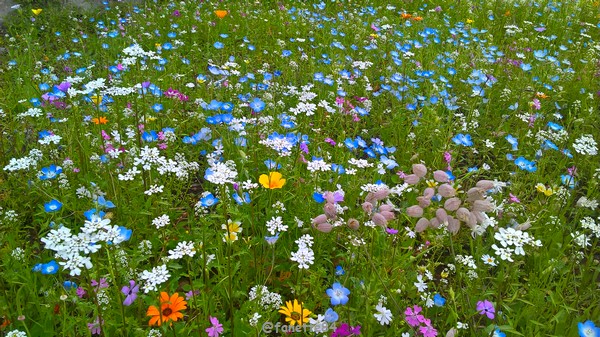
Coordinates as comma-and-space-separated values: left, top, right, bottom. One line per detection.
121, 280, 139, 306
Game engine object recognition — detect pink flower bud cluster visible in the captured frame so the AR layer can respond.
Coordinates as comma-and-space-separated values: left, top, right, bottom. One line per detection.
405, 165, 496, 235
361, 188, 396, 227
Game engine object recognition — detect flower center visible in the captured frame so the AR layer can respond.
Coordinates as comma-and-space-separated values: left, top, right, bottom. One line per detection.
162, 308, 173, 316
291, 311, 301, 322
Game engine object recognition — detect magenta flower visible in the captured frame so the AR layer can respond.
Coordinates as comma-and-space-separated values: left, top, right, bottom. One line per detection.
386, 227, 398, 235
121, 280, 139, 306
476, 300, 495, 319
331, 322, 361, 336
87, 317, 103, 335
419, 324, 438, 337
76, 287, 87, 299
206, 316, 224, 337
404, 305, 423, 327
91, 278, 109, 292
509, 193, 520, 203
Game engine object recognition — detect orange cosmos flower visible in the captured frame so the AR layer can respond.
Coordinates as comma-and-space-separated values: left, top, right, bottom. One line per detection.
401, 13, 412, 19
215, 10, 228, 19
259, 172, 286, 189
147, 292, 187, 326
536, 92, 549, 99
92, 116, 108, 125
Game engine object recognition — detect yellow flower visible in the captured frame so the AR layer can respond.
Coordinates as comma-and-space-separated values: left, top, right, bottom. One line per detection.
466, 18, 474, 24
259, 172, 286, 189
426, 180, 438, 188
278, 299, 311, 326
90, 95, 102, 106
222, 220, 242, 243
535, 183, 554, 196
32, 8, 42, 15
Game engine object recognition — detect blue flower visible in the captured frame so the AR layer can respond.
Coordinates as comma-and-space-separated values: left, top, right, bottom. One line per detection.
380, 156, 398, 170
331, 163, 345, 174
41, 260, 59, 275
118, 226, 132, 242
63, 281, 78, 291
492, 328, 507, 337
44, 200, 63, 212
32, 263, 43, 272
324, 308, 339, 323
264, 159, 281, 170
578, 320, 600, 337
335, 265, 345, 276
505, 134, 518, 150
152, 103, 163, 112
96, 196, 116, 209
39, 165, 63, 180
433, 293, 446, 307
249, 98, 265, 113
142, 130, 158, 142
213, 41, 224, 49
200, 193, 219, 207
265, 233, 280, 245
452, 133, 473, 146
547, 122, 563, 131
232, 191, 251, 205
313, 192, 325, 203
561, 175, 577, 189
326, 282, 350, 306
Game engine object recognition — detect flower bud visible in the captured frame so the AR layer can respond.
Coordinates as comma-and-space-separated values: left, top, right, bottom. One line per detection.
423, 187, 435, 199
435, 208, 448, 223
467, 187, 485, 202
380, 210, 395, 221
372, 188, 390, 201
433, 170, 450, 183
312, 214, 328, 225
429, 217, 440, 229
475, 180, 494, 190
438, 183, 456, 198
417, 196, 431, 208
455, 207, 471, 222
362, 202, 373, 214
323, 191, 336, 204
415, 217, 430, 232
406, 205, 423, 217
404, 174, 420, 185
412, 163, 427, 178
324, 202, 337, 219
365, 192, 376, 204
444, 197, 461, 211
378, 204, 393, 213
347, 218, 360, 230
473, 199, 494, 212
447, 217, 460, 234
372, 213, 387, 227
315, 222, 333, 233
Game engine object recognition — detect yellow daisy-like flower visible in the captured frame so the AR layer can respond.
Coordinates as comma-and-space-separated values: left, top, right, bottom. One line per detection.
90, 95, 102, 106
259, 172, 286, 189
426, 180, 438, 188
222, 220, 242, 243
278, 299, 312, 326
32, 8, 42, 15
466, 18, 474, 24
535, 183, 554, 196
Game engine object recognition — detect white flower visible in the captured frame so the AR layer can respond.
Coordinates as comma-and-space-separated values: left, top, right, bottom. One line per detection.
481, 254, 497, 267
573, 134, 598, 156
373, 303, 393, 325
140, 264, 170, 293
266, 216, 287, 235
414, 274, 428, 292
168, 241, 196, 260
290, 247, 314, 269
152, 214, 171, 229
6, 330, 27, 337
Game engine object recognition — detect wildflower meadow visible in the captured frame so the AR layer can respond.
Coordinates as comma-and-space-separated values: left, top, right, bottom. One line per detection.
0, 0, 599, 336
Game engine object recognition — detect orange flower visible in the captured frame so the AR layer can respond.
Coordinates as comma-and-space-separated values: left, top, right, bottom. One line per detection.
92, 116, 108, 125
215, 10, 228, 19
412, 16, 423, 21
504, 10, 511, 16
259, 172, 286, 189
147, 292, 187, 326
401, 13, 412, 19
536, 92, 549, 99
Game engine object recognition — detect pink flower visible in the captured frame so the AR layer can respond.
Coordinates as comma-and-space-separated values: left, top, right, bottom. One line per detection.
404, 305, 423, 327
419, 325, 438, 337
476, 300, 495, 319
509, 193, 520, 203
325, 138, 337, 146
206, 316, 224, 337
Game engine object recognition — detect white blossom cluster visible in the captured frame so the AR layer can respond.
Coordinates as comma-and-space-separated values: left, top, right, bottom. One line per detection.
3, 149, 43, 172
491, 227, 542, 262
307, 158, 331, 172
265, 216, 287, 235
573, 134, 598, 156
139, 264, 170, 293
248, 285, 283, 310
290, 234, 315, 269
205, 160, 238, 185
167, 241, 197, 260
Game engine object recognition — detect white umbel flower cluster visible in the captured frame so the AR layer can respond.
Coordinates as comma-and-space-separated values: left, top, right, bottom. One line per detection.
139, 264, 170, 293
290, 234, 315, 269
573, 134, 598, 156
491, 227, 542, 262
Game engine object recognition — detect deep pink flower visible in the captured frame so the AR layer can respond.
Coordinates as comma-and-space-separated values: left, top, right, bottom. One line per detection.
419, 325, 438, 337
206, 316, 224, 337
404, 305, 423, 327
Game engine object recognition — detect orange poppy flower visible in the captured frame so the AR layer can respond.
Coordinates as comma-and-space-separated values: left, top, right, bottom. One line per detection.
147, 292, 187, 326
92, 116, 108, 125
259, 172, 286, 189
215, 10, 228, 19
412, 16, 423, 21
401, 13, 412, 19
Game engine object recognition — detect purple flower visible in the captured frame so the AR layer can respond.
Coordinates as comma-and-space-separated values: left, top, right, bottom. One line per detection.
331, 322, 361, 336
87, 317, 103, 335
206, 316, 224, 337
91, 278, 109, 292
404, 305, 423, 327
121, 280, 139, 306
476, 300, 495, 319
386, 227, 398, 235
76, 287, 87, 299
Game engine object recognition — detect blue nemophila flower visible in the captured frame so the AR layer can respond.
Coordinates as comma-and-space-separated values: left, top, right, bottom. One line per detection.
152, 103, 163, 112
433, 294, 446, 307
232, 191, 251, 205
514, 157, 537, 172
380, 156, 398, 170
452, 133, 473, 146
39, 165, 63, 180
335, 265, 345, 276
200, 193, 219, 207
249, 97, 265, 113
547, 122, 563, 131
264, 159, 281, 170
493, 328, 506, 337
265, 233, 279, 245
142, 130, 158, 142
96, 196, 116, 209
41, 260, 59, 274
326, 282, 350, 306
506, 134, 518, 150
324, 308, 339, 323
63, 280, 78, 291
44, 200, 62, 212
117, 226, 132, 242
578, 320, 600, 337
561, 175, 577, 189
332, 163, 345, 174
213, 41, 224, 49
84, 209, 106, 221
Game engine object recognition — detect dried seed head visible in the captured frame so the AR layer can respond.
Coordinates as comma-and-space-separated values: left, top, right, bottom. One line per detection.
412, 163, 428, 178
347, 218, 360, 230
415, 217, 430, 232
406, 205, 424, 217
438, 183, 456, 198
433, 170, 450, 183
444, 197, 461, 211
